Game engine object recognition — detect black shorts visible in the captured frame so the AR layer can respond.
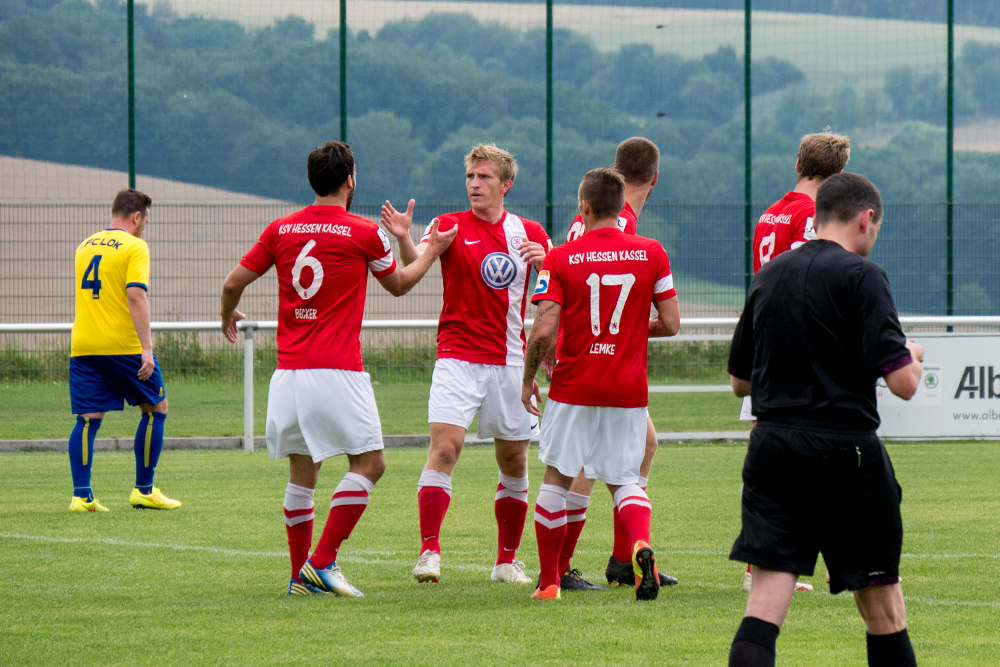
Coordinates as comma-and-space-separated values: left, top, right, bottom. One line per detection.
729, 423, 904, 594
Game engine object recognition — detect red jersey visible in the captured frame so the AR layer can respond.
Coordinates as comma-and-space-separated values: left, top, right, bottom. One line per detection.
565, 201, 637, 243
532, 227, 676, 408
752, 191, 815, 274
420, 210, 549, 366
240, 205, 396, 371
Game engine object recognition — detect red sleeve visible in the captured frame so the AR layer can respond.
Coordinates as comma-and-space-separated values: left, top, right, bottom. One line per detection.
531, 252, 563, 306
651, 243, 676, 301
240, 223, 277, 275
364, 225, 397, 279
420, 216, 457, 244
790, 202, 815, 248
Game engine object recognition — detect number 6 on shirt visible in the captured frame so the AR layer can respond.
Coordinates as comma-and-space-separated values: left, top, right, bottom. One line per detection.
292, 240, 324, 300
586, 272, 636, 335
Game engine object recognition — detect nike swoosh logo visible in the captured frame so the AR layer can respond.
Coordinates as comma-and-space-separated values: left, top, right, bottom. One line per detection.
464, 239, 480, 245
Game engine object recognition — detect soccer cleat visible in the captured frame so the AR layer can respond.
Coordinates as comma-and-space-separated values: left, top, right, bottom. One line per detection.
69, 496, 109, 513
413, 550, 441, 583
531, 584, 561, 600
606, 555, 678, 588
299, 560, 364, 597
129, 486, 182, 510
287, 579, 331, 596
633, 541, 661, 601
795, 581, 814, 592
560, 568, 608, 591
490, 560, 532, 584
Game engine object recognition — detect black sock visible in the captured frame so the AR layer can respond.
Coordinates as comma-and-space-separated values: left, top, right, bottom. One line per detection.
867, 629, 917, 667
729, 616, 780, 667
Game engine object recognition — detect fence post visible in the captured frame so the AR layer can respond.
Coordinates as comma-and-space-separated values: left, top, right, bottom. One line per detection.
545, 0, 553, 237
339, 0, 347, 142
243, 324, 255, 452
743, 0, 752, 294
127, 0, 135, 189
946, 0, 954, 319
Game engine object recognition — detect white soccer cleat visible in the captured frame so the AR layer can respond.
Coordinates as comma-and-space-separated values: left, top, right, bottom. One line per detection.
490, 561, 532, 584
795, 581, 814, 592
413, 550, 441, 583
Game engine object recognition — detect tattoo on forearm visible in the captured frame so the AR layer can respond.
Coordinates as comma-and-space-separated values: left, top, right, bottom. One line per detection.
523, 340, 543, 384
537, 302, 557, 318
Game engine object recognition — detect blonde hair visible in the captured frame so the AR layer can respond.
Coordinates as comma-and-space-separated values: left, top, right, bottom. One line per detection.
797, 132, 851, 181
465, 144, 518, 184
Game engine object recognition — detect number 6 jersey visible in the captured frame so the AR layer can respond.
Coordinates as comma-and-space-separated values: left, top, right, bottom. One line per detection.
532, 227, 676, 408
240, 205, 396, 371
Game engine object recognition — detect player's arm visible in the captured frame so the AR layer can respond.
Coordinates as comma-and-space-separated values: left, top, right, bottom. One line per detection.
376, 219, 457, 296
220, 265, 260, 343
127, 286, 155, 381
883, 340, 924, 400
649, 296, 680, 338
381, 199, 428, 266
728, 293, 754, 398
522, 300, 561, 416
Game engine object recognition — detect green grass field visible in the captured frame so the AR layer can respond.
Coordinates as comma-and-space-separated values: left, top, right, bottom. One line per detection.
1, 443, 997, 666
0, 382, 748, 440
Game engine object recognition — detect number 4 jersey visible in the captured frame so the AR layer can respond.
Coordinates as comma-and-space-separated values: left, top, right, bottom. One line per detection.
72, 228, 151, 356
240, 205, 397, 371
532, 227, 676, 408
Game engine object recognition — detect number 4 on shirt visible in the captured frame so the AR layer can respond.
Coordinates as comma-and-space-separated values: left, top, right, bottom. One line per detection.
81, 255, 102, 299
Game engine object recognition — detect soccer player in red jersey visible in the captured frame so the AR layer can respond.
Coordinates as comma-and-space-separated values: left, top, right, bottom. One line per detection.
381, 144, 550, 585
522, 167, 680, 600
219, 142, 456, 597
741, 131, 851, 593
550, 138, 679, 590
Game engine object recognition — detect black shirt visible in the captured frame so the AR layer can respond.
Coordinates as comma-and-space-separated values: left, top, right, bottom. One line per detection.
728, 240, 911, 431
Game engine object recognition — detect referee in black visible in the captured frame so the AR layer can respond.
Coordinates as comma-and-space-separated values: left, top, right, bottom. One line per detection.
726, 173, 924, 667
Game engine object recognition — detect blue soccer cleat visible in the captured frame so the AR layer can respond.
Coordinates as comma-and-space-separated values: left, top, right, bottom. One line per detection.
287, 579, 331, 596
299, 559, 365, 597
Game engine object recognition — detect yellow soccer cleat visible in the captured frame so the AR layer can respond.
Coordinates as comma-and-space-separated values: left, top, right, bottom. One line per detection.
69, 496, 110, 512
129, 486, 182, 510
531, 584, 561, 600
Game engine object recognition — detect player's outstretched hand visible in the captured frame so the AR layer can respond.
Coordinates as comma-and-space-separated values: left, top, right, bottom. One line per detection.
522, 379, 542, 416
424, 218, 458, 257
381, 199, 414, 239
138, 350, 155, 381
222, 309, 245, 343
519, 241, 546, 270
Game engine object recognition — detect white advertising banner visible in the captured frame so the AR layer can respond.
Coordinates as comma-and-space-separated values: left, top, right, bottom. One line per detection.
877, 334, 1000, 439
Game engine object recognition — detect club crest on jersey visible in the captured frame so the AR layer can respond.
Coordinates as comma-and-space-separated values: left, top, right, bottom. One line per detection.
510, 236, 523, 250
481, 252, 518, 289
534, 270, 550, 295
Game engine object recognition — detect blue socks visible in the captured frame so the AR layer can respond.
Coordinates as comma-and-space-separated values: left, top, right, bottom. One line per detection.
134, 412, 166, 494
69, 416, 102, 500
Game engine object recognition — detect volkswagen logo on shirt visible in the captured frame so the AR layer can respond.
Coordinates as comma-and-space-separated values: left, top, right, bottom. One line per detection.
480, 252, 518, 289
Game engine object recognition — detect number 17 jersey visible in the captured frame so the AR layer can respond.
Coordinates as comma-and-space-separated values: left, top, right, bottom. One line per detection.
532, 227, 676, 408
240, 205, 397, 371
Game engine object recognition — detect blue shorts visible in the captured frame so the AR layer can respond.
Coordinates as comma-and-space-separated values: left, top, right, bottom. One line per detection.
69, 355, 166, 414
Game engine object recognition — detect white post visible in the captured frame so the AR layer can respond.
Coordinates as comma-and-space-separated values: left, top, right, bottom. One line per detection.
243, 324, 254, 452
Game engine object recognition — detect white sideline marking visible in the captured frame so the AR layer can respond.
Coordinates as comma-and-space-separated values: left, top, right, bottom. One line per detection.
3, 533, 997, 608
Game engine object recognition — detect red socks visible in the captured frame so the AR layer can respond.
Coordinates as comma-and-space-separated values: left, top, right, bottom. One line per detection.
417, 470, 452, 554
612, 479, 647, 562
534, 484, 568, 590
283, 483, 315, 583
613, 484, 652, 549
309, 472, 373, 570
495, 473, 529, 565
558, 491, 590, 574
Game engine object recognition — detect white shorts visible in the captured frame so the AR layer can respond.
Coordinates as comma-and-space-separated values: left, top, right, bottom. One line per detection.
740, 396, 757, 422
538, 399, 647, 486
428, 358, 539, 440
265, 368, 384, 462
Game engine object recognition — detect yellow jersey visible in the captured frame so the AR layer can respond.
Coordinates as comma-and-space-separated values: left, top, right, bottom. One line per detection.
71, 228, 151, 356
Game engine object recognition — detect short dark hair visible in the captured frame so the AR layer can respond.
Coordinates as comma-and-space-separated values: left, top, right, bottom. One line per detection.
307, 141, 354, 197
111, 189, 151, 219
815, 173, 883, 227
580, 167, 626, 220
614, 137, 660, 185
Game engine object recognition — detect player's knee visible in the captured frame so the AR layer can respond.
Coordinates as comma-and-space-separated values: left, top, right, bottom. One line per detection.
429, 441, 462, 468
153, 398, 168, 414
